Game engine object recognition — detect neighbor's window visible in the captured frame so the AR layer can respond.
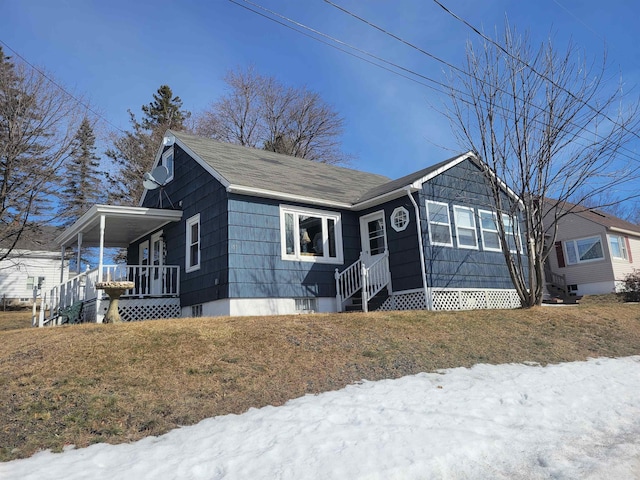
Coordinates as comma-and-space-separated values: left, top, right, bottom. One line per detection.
564, 236, 604, 265
185, 213, 201, 273
391, 206, 410, 232
478, 210, 501, 251
453, 206, 478, 249
161, 147, 174, 182
280, 206, 343, 263
426, 200, 453, 247
608, 235, 628, 260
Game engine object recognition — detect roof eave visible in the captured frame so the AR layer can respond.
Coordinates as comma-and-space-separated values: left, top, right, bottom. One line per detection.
227, 185, 353, 210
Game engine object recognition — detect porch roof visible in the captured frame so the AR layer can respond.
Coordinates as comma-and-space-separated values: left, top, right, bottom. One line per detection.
55, 205, 183, 248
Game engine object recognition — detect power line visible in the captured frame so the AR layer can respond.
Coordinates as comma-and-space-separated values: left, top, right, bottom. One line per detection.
230, 0, 453, 95
430, 0, 640, 143
0, 39, 126, 135
320, 0, 640, 164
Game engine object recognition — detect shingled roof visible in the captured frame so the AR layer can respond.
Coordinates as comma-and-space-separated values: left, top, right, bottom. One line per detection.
170, 131, 473, 209
172, 131, 391, 206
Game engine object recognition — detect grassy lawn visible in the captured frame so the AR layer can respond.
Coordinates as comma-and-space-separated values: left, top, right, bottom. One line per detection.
1, 298, 639, 461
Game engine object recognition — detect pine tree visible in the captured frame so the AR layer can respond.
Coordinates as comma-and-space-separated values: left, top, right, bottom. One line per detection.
141, 85, 190, 130
106, 85, 190, 205
59, 117, 104, 226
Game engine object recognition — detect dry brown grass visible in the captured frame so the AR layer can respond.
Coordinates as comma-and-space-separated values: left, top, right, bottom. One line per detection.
0, 310, 32, 332
1, 302, 639, 461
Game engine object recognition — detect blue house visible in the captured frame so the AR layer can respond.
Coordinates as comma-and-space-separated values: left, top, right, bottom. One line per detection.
47, 131, 522, 324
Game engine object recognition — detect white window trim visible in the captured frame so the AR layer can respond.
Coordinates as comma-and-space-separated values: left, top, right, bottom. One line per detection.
478, 209, 502, 252
564, 235, 605, 265
185, 213, 201, 273
453, 205, 478, 250
390, 206, 410, 232
280, 205, 344, 264
426, 200, 453, 247
501, 213, 523, 254
161, 147, 174, 182
608, 234, 628, 261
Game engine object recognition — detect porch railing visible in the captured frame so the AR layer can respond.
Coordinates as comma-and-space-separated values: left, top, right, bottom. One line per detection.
101, 264, 180, 298
39, 264, 180, 327
335, 250, 390, 313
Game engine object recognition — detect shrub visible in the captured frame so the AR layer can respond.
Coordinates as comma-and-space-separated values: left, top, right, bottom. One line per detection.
620, 269, 640, 302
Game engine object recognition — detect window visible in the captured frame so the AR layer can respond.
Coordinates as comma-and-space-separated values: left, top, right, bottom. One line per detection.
26, 276, 45, 292
608, 235, 628, 260
478, 210, 501, 251
501, 214, 522, 253
295, 298, 317, 313
426, 201, 453, 247
453, 206, 478, 249
564, 236, 604, 265
390, 207, 410, 232
185, 214, 201, 272
191, 304, 203, 317
161, 147, 174, 182
280, 206, 343, 264
26, 276, 34, 291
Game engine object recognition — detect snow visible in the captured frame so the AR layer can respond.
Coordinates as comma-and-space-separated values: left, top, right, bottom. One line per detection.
2, 357, 640, 479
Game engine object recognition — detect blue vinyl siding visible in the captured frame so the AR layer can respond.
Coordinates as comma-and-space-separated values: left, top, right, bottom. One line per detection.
359, 196, 423, 292
420, 159, 522, 289
227, 195, 359, 299
134, 145, 229, 307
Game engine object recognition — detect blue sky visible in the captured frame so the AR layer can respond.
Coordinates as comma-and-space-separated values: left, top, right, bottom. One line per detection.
1, 0, 639, 181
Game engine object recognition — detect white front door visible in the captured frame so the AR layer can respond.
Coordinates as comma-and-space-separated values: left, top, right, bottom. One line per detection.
150, 232, 164, 295
360, 211, 387, 266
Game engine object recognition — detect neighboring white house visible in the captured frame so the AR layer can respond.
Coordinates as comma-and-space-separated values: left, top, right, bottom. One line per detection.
545, 203, 640, 297
0, 227, 69, 308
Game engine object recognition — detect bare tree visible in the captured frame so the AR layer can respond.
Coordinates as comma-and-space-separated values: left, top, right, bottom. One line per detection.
194, 67, 350, 164
0, 46, 80, 263
445, 25, 640, 307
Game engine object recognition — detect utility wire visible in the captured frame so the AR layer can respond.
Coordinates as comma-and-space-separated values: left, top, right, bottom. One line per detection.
234, 0, 640, 164
321, 0, 640, 164
230, 0, 454, 95
430, 0, 640, 142
0, 39, 127, 135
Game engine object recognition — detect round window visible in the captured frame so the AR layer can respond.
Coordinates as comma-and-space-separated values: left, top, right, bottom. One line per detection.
391, 207, 410, 232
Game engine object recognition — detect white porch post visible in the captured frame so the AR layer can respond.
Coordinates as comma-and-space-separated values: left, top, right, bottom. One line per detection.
97, 214, 105, 283
76, 232, 83, 274
60, 245, 65, 283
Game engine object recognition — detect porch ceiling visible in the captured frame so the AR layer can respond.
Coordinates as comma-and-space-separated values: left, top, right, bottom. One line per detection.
55, 205, 183, 248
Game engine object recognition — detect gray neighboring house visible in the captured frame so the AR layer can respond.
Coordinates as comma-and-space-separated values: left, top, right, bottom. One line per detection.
48, 130, 524, 325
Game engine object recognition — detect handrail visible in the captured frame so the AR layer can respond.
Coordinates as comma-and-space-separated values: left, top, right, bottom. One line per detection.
335, 254, 363, 312
335, 251, 391, 312
362, 251, 390, 312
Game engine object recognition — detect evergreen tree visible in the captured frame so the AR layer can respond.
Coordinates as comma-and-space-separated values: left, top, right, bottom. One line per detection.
59, 117, 104, 226
141, 85, 190, 130
106, 85, 190, 205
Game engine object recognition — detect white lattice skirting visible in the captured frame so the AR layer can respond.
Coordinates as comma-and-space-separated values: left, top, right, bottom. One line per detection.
105, 298, 181, 322
379, 289, 521, 311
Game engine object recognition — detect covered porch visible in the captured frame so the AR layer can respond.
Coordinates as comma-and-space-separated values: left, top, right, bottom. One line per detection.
38, 205, 183, 326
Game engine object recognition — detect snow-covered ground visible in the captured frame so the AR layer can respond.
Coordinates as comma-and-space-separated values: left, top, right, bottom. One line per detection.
2, 356, 639, 479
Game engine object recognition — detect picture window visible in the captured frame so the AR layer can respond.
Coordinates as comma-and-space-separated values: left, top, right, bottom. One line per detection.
281, 206, 343, 264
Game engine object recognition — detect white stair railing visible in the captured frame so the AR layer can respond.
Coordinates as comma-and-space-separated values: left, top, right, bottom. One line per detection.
335, 251, 391, 312
335, 253, 364, 312
362, 251, 390, 312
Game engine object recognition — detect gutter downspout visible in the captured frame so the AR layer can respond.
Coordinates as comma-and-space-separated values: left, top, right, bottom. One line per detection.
406, 188, 430, 310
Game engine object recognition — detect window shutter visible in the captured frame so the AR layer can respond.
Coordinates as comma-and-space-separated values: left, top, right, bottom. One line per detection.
555, 241, 566, 268
625, 236, 633, 263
